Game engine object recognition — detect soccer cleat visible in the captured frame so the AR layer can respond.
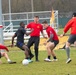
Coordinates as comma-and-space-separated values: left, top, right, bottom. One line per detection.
8, 61, 16, 64
52, 59, 58, 62
36, 60, 40, 62
59, 47, 65, 50
44, 58, 51, 62
27, 59, 33, 63
66, 58, 72, 64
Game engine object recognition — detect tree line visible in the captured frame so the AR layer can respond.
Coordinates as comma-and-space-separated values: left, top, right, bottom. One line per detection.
2, 0, 76, 13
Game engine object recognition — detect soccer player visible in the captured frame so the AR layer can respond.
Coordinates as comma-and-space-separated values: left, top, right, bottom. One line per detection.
61, 12, 76, 63
26, 16, 45, 61
0, 52, 15, 64
42, 21, 59, 62
0, 44, 16, 64
11, 22, 33, 62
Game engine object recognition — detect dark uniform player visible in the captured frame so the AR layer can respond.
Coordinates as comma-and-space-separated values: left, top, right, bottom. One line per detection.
11, 22, 33, 62
61, 12, 76, 63
42, 21, 59, 62
26, 16, 45, 61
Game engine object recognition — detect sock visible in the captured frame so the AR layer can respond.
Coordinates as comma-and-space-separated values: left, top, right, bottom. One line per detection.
7, 59, 11, 62
53, 56, 57, 59
66, 47, 70, 59
25, 57, 30, 59
48, 56, 50, 59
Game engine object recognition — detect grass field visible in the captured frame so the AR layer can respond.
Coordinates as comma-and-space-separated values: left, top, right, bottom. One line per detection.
0, 47, 76, 75
0, 28, 76, 75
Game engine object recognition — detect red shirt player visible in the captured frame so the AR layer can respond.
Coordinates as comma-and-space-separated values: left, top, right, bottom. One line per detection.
61, 12, 76, 64
42, 21, 59, 62
26, 16, 45, 61
0, 44, 16, 64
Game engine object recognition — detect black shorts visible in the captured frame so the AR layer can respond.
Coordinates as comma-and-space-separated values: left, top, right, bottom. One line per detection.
16, 42, 25, 51
51, 40, 59, 47
68, 34, 76, 44
0, 53, 1, 58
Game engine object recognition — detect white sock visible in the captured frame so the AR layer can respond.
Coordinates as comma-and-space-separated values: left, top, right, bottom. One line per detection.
7, 59, 11, 62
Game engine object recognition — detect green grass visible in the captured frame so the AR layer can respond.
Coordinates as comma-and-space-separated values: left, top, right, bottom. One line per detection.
58, 28, 70, 35
0, 47, 76, 75
1, 28, 76, 75
58, 28, 63, 35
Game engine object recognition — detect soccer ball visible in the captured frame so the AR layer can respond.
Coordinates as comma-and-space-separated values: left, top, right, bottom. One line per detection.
22, 59, 29, 65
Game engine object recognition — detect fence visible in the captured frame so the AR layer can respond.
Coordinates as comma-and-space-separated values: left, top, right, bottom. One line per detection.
2, 11, 58, 40
2, 11, 58, 31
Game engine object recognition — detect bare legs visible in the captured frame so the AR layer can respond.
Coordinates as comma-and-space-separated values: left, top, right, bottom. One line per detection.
44, 42, 57, 62
0, 52, 11, 63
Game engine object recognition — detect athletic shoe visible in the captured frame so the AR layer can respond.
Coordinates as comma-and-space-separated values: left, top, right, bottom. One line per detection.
36, 60, 40, 62
44, 58, 51, 62
52, 59, 58, 62
27, 59, 33, 63
66, 58, 72, 64
8, 61, 16, 64
59, 48, 65, 50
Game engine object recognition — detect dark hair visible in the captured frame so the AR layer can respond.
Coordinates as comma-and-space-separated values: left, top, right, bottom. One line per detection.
20, 22, 24, 26
34, 16, 39, 18
42, 20, 48, 24
73, 12, 76, 17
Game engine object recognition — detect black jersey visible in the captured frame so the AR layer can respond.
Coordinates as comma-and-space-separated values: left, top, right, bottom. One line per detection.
15, 27, 26, 43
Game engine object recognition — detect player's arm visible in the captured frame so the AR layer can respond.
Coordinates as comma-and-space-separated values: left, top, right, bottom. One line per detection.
41, 25, 47, 38
64, 19, 73, 33
25, 23, 34, 35
26, 29, 34, 36
44, 32, 54, 45
11, 33, 17, 47
22, 28, 34, 36
47, 33, 54, 42
60, 32, 65, 37
41, 30, 46, 38
60, 19, 73, 37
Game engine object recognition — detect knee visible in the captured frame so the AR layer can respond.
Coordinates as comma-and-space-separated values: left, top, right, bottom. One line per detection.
66, 42, 71, 48
46, 45, 50, 49
47, 43, 54, 48
1, 52, 6, 57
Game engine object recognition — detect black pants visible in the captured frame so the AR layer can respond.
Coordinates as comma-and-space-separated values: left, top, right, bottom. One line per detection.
27, 36, 40, 61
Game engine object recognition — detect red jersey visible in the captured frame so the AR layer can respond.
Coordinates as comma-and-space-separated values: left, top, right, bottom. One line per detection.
27, 22, 43, 36
46, 26, 59, 41
0, 44, 9, 52
64, 17, 76, 34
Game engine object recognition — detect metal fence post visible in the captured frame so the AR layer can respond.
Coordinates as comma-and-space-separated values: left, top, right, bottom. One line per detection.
0, 0, 4, 52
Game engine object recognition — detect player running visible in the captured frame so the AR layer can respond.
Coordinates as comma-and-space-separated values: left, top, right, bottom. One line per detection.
11, 22, 33, 63
42, 21, 59, 62
61, 12, 76, 63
